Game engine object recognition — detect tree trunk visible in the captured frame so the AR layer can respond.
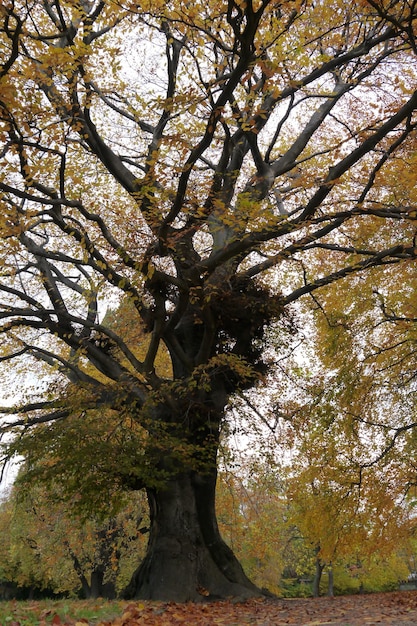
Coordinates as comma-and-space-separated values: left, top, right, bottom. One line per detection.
327, 563, 334, 597
65, 542, 92, 598
90, 569, 105, 599
312, 558, 324, 598
123, 469, 264, 601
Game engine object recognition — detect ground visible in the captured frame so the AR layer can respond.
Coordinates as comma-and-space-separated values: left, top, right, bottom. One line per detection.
106, 592, 417, 625
4, 591, 417, 625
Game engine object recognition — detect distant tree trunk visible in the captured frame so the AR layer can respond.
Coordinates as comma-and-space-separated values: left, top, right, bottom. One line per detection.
327, 563, 334, 597
66, 544, 92, 598
123, 468, 263, 601
313, 558, 324, 598
89, 569, 105, 599
80, 578, 92, 599
89, 521, 118, 599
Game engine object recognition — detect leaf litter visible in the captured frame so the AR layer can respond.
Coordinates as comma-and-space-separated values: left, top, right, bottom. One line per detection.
5, 591, 417, 625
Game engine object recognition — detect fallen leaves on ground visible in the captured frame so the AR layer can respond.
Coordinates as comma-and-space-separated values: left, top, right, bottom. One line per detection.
96, 592, 417, 625
5, 591, 417, 625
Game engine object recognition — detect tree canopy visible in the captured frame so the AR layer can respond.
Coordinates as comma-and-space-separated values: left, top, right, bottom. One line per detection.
1, 0, 417, 601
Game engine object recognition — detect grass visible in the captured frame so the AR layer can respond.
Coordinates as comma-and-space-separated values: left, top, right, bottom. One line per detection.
0, 598, 127, 625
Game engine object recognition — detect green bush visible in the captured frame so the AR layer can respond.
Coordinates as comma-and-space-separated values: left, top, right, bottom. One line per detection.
280, 578, 313, 598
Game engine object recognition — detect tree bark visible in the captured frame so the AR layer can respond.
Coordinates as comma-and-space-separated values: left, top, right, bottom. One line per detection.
65, 543, 92, 599
87, 569, 116, 599
327, 564, 334, 597
89, 569, 105, 599
123, 469, 264, 601
312, 558, 324, 598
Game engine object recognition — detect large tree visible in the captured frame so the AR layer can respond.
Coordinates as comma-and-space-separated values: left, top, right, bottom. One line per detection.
1, 0, 417, 601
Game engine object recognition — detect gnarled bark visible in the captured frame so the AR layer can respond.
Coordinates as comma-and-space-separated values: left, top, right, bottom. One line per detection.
124, 470, 263, 602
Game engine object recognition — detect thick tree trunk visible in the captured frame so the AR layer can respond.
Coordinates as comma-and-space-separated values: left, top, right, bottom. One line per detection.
123, 470, 264, 601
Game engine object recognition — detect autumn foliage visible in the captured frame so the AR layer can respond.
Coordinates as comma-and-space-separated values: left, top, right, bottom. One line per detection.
0, 0, 417, 601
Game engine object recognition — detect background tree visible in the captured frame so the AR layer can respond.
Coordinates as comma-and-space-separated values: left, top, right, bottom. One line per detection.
286, 444, 414, 596
1, 0, 417, 601
0, 478, 148, 598
216, 461, 290, 595
268, 222, 417, 595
